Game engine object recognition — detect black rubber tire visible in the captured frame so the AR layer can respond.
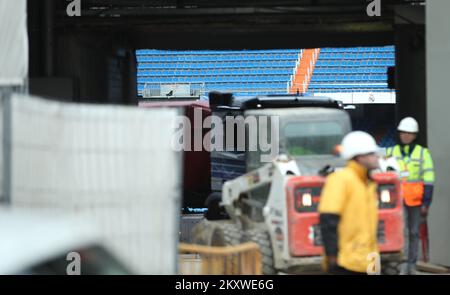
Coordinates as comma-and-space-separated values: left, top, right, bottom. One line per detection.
191, 218, 212, 245
243, 228, 277, 275
211, 222, 243, 246
381, 260, 402, 275
191, 219, 243, 246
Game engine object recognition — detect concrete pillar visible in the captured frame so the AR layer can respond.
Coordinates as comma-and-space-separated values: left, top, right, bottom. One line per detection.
427, 0, 450, 267
395, 25, 427, 145
43, 0, 55, 77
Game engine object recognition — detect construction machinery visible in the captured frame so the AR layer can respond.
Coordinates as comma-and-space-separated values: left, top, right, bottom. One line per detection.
192, 92, 404, 275
139, 98, 212, 211
139, 97, 212, 244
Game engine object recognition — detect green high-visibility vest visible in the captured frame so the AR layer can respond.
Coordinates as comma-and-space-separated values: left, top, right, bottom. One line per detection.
386, 144, 435, 184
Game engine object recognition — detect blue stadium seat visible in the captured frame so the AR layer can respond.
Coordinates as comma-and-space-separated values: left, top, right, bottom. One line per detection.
137, 47, 395, 97
309, 46, 395, 93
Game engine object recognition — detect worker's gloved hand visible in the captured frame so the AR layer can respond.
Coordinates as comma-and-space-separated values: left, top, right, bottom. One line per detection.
420, 206, 429, 217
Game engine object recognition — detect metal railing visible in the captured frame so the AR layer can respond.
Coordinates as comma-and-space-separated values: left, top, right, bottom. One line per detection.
289, 49, 320, 93
302, 48, 320, 93
142, 82, 206, 98
140, 82, 292, 98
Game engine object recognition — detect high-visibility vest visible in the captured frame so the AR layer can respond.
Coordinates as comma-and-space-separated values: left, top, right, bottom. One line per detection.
386, 144, 435, 207
400, 181, 424, 206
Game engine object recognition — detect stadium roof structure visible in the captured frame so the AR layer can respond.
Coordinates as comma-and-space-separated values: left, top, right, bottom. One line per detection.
55, 0, 422, 26
48, 0, 424, 49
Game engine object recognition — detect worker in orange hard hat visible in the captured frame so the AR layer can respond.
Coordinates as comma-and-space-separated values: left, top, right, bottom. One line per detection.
386, 117, 435, 275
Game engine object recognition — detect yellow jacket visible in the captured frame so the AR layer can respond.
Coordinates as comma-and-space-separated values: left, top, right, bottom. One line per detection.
319, 160, 379, 273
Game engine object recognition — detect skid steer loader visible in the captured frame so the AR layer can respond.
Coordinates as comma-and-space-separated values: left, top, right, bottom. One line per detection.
192, 93, 404, 275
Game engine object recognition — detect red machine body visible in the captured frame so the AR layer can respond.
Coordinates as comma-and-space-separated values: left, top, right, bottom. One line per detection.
285, 172, 403, 257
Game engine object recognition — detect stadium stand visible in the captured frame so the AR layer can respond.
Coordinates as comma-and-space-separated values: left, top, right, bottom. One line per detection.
308, 46, 395, 93
136, 46, 395, 97
136, 49, 302, 97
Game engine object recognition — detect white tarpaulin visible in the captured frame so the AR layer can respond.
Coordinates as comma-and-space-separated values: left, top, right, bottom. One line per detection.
0, 0, 28, 86
8, 94, 182, 274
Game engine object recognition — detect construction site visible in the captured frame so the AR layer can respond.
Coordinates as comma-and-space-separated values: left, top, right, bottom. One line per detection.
0, 0, 450, 277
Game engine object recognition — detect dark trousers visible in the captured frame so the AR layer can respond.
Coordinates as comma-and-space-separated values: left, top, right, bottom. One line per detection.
403, 205, 421, 274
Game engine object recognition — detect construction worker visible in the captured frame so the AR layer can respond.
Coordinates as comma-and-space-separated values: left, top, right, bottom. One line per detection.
319, 131, 380, 275
386, 117, 435, 275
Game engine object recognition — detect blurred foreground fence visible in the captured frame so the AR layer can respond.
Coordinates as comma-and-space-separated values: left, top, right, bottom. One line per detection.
179, 242, 262, 275
0, 94, 182, 274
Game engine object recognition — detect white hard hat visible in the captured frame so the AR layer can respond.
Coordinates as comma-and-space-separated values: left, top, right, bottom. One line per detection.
341, 131, 379, 160
397, 117, 419, 133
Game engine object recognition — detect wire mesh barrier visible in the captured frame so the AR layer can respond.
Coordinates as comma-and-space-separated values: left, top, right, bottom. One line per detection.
2, 94, 182, 274
178, 243, 262, 275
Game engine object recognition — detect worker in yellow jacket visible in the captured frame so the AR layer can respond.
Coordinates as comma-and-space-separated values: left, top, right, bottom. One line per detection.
319, 131, 380, 275
387, 117, 435, 275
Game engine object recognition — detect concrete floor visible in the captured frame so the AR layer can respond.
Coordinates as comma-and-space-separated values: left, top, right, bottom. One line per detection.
179, 255, 449, 275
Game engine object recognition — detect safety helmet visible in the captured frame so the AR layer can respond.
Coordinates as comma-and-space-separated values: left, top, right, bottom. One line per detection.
341, 131, 379, 160
397, 117, 419, 133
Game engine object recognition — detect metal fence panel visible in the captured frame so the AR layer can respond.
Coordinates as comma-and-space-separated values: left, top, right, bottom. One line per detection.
8, 94, 181, 274
0, 0, 28, 86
